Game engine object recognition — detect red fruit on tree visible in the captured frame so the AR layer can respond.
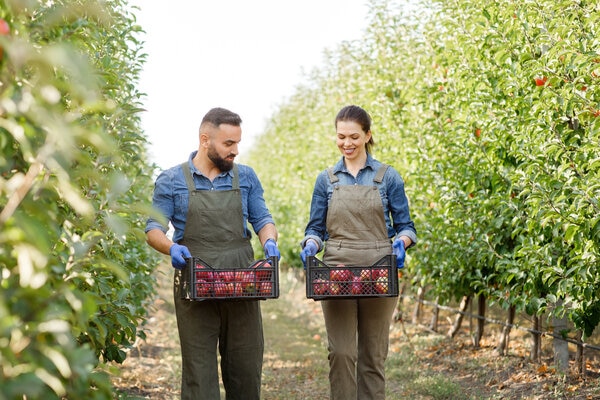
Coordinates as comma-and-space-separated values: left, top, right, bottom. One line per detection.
534, 76, 547, 86
0, 18, 9, 62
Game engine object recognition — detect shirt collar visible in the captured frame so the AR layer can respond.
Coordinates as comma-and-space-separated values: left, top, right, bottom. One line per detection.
187, 151, 234, 178
332, 153, 376, 174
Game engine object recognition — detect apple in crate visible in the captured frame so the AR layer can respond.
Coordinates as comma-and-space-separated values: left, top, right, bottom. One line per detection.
372, 268, 389, 280
213, 281, 228, 297
242, 271, 257, 294
312, 278, 328, 295
196, 280, 211, 297
259, 281, 273, 296
374, 277, 389, 294
351, 276, 363, 295
359, 268, 372, 282
331, 268, 353, 282
329, 283, 342, 295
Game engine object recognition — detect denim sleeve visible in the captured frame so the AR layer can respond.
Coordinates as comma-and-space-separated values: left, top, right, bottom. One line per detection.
244, 166, 275, 235
386, 168, 417, 247
303, 171, 329, 249
145, 169, 174, 234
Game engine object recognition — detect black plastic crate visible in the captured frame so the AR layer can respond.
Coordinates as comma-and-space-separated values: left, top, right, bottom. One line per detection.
181, 256, 279, 300
306, 255, 398, 300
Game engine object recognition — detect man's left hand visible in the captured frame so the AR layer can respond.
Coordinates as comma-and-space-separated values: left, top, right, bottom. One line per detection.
264, 239, 280, 260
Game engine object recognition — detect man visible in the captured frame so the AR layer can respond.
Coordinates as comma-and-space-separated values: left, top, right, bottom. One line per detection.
145, 107, 280, 400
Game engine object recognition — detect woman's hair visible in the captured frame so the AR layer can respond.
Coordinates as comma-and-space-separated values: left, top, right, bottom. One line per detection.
335, 105, 375, 154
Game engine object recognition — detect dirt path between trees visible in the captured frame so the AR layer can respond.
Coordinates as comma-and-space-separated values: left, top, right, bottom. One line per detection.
111, 264, 600, 400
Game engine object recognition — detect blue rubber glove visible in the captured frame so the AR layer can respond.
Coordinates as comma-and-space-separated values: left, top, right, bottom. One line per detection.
392, 238, 406, 269
300, 240, 318, 269
264, 239, 280, 260
170, 243, 191, 270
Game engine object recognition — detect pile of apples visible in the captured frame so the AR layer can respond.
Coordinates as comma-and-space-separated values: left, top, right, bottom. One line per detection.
193, 261, 274, 298
311, 265, 390, 296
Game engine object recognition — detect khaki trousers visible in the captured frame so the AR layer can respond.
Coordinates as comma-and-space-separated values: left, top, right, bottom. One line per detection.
321, 296, 398, 400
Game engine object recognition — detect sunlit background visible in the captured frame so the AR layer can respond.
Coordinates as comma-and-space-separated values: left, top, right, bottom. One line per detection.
132, 0, 369, 170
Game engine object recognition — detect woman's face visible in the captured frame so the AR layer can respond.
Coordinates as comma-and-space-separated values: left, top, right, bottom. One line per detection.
336, 120, 371, 161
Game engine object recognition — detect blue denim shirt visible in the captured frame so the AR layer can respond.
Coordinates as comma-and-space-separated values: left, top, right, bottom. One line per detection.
303, 154, 417, 250
145, 151, 275, 243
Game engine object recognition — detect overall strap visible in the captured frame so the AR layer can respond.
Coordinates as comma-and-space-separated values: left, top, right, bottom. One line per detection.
232, 164, 239, 189
327, 167, 339, 184
181, 162, 195, 192
373, 164, 389, 184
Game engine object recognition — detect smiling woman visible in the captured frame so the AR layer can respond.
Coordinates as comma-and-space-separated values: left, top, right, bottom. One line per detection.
130, 0, 369, 170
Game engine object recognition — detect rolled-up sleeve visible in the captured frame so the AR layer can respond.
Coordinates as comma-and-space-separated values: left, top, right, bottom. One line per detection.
386, 169, 417, 247
302, 171, 329, 250
145, 170, 175, 234
242, 166, 275, 235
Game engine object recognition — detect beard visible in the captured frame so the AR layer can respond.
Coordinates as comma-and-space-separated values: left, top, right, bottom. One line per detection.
207, 146, 235, 172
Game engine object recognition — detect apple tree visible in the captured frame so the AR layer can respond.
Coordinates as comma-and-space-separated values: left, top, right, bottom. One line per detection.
0, 0, 160, 398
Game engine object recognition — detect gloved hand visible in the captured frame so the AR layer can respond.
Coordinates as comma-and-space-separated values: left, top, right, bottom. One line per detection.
264, 239, 280, 260
300, 240, 318, 269
170, 243, 191, 270
392, 238, 406, 269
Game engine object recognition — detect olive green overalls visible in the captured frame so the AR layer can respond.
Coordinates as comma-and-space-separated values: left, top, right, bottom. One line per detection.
173, 163, 263, 400
321, 164, 398, 400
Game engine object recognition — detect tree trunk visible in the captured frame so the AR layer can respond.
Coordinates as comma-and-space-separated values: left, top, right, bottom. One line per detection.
531, 315, 542, 363
411, 286, 424, 325
553, 301, 570, 374
575, 330, 585, 377
448, 295, 470, 338
496, 305, 516, 356
429, 296, 440, 332
472, 293, 486, 348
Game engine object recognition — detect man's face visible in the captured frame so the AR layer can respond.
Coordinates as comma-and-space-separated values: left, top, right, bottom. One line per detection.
206, 123, 241, 172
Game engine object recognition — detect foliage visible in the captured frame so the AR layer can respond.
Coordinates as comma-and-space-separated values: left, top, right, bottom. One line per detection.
246, 0, 600, 343
0, 0, 160, 398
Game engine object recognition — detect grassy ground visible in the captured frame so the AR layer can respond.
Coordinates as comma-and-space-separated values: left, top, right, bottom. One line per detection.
110, 263, 600, 400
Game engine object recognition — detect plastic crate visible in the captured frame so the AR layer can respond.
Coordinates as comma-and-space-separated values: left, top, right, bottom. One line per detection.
180, 256, 279, 301
306, 255, 398, 300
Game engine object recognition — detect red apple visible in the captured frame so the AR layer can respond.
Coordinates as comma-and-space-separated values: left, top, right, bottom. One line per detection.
351, 276, 363, 295
213, 281, 228, 297
0, 19, 8, 35
312, 278, 328, 295
359, 269, 372, 282
330, 268, 353, 282
195, 280, 211, 297
374, 277, 389, 294
329, 283, 342, 296
372, 268, 389, 280
259, 281, 273, 295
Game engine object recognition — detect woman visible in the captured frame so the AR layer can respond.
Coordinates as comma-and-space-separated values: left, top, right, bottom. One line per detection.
300, 105, 416, 400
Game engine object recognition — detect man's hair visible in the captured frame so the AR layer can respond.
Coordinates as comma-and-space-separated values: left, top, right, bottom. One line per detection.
200, 107, 242, 128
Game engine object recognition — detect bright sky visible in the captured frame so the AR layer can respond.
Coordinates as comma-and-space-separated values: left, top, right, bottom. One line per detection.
132, 1, 369, 170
